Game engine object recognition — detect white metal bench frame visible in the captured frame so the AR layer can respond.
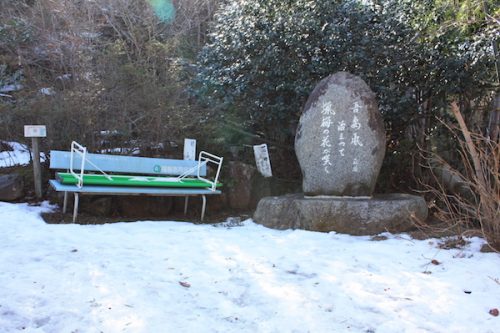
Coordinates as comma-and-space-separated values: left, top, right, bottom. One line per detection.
50, 142, 223, 223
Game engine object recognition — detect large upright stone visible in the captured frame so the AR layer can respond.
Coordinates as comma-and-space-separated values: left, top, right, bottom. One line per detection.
295, 72, 385, 196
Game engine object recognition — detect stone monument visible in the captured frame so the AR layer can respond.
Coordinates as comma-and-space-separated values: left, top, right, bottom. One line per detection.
253, 72, 428, 235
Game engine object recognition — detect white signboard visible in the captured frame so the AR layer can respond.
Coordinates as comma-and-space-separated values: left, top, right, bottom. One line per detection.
24, 125, 46, 138
253, 143, 272, 177
183, 138, 197, 160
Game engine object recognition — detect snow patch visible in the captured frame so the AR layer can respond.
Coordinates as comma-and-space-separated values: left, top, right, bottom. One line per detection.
0, 141, 46, 168
0, 201, 498, 333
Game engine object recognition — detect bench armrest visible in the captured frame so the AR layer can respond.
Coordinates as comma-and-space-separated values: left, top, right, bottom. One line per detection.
70, 141, 87, 188
197, 151, 223, 191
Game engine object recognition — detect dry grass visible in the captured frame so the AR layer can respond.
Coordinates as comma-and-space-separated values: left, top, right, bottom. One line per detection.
421, 102, 500, 251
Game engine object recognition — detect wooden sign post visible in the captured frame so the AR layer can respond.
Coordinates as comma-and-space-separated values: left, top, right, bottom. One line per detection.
24, 125, 46, 199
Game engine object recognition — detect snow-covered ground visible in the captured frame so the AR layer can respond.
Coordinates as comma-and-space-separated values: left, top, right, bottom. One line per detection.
0, 141, 45, 168
0, 201, 498, 333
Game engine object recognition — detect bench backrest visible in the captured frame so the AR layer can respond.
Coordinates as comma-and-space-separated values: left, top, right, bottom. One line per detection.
50, 150, 206, 176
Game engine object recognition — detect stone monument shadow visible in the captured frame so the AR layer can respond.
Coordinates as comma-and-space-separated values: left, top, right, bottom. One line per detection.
253, 72, 427, 235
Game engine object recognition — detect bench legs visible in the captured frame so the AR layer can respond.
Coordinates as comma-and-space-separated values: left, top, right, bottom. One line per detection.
63, 191, 68, 213
184, 195, 207, 221
62, 191, 79, 223
72, 193, 80, 223
66, 193, 205, 223
201, 195, 207, 221
184, 196, 189, 215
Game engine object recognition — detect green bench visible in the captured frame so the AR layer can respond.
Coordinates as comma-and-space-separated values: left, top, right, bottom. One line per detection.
49, 141, 223, 222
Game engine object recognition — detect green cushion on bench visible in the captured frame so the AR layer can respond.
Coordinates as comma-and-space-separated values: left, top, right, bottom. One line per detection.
56, 172, 222, 189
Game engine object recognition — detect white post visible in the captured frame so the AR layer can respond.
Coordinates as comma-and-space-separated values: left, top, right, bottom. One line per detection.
184, 138, 196, 160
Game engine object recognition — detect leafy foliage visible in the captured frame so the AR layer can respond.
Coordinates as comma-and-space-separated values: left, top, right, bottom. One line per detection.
0, 0, 221, 155
194, 0, 498, 187
196, 1, 418, 136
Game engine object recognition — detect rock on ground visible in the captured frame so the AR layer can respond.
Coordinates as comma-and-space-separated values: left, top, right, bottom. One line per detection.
253, 193, 428, 235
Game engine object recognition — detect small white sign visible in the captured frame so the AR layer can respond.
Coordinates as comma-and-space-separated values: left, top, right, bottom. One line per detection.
253, 144, 272, 177
24, 125, 46, 138
183, 138, 196, 160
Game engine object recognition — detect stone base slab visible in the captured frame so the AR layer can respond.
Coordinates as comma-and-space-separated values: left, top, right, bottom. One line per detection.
253, 193, 428, 235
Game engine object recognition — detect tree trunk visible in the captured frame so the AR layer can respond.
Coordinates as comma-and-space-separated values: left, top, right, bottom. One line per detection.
488, 92, 500, 143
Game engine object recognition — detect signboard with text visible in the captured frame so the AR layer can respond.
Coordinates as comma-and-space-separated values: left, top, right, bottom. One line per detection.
24, 125, 47, 138
183, 138, 197, 160
253, 144, 272, 177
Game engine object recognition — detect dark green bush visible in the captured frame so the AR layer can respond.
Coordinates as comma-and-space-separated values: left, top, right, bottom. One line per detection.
193, 0, 497, 188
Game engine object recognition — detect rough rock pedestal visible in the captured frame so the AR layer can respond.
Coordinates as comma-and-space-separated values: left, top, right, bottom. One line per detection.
253, 72, 428, 235
254, 193, 428, 235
